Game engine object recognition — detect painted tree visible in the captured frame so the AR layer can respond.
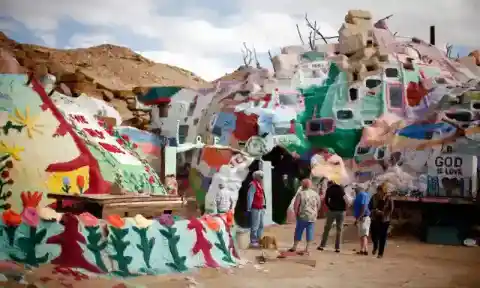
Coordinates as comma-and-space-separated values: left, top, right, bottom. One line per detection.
187, 217, 219, 268
46, 213, 103, 273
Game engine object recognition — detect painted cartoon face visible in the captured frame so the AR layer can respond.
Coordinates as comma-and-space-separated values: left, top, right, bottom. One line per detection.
245, 136, 268, 157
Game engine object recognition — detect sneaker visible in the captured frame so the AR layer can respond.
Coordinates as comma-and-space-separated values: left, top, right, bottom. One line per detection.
372, 249, 377, 255
363, 251, 369, 256
335, 249, 340, 253
377, 254, 383, 259
317, 246, 324, 251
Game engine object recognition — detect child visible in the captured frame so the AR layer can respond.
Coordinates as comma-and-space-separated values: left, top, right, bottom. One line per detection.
288, 178, 321, 255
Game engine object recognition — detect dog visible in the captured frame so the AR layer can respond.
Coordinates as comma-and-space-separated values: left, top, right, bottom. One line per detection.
259, 235, 278, 250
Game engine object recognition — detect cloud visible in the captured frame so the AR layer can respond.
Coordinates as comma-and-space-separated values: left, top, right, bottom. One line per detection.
68, 33, 119, 48
1, 0, 478, 81
139, 50, 235, 81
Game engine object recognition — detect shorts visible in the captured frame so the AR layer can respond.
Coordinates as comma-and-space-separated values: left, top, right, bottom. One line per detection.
294, 219, 314, 242
357, 216, 371, 237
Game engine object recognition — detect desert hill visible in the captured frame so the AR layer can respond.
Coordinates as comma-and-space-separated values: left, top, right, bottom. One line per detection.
0, 31, 211, 128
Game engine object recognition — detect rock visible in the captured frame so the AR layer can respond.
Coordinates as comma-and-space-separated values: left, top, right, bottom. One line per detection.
57, 83, 72, 96
0, 48, 24, 73
102, 90, 114, 102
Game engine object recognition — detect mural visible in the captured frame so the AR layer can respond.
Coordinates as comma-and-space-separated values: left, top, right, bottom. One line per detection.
0, 198, 238, 277
0, 74, 165, 213
139, 10, 480, 215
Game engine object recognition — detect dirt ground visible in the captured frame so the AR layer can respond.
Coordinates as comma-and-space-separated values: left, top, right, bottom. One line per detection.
186, 218, 480, 288
8, 218, 480, 288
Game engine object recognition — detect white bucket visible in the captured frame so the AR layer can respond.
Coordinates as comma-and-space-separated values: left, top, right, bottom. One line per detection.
235, 228, 250, 250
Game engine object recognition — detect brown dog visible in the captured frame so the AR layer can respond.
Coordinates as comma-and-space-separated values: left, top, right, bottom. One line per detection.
259, 235, 278, 250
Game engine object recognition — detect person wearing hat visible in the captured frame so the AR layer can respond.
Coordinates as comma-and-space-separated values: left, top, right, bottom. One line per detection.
353, 185, 371, 255
369, 183, 394, 258
247, 170, 266, 248
317, 180, 348, 253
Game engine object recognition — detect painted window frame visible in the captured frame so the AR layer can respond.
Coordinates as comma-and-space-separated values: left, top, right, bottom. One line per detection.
354, 144, 373, 156
374, 146, 388, 160
348, 87, 359, 102
334, 108, 355, 121
471, 100, 480, 111
386, 82, 404, 111
305, 117, 335, 136
384, 67, 400, 79
362, 119, 375, 127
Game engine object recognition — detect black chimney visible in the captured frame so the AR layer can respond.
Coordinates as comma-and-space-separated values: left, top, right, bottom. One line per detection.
429, 26, 435, 45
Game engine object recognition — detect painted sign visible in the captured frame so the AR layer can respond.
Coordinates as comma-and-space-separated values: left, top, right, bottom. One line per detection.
431, 155, 474, 177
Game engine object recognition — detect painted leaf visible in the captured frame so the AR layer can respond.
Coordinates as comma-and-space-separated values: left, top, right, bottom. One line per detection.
35, 229, 47, 244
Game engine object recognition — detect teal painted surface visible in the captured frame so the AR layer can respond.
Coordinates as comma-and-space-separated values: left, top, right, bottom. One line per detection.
0, 214, 239, 275
136, 86, 183, 104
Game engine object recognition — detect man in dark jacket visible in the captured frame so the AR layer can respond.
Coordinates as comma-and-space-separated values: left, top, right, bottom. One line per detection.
318, 181, 348, 253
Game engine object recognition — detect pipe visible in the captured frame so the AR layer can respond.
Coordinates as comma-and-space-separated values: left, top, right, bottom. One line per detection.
429, 26, 435, 45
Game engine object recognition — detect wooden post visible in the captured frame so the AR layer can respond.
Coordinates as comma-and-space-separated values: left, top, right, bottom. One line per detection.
429, 26, 435, 45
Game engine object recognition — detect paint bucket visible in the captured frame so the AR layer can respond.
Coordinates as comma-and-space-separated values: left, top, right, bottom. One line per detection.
235, 228, 250, 249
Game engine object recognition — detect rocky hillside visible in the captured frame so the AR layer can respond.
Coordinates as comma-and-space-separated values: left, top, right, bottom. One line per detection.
0, 32, 210, 128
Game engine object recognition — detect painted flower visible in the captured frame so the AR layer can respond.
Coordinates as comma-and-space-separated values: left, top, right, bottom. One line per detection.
148, 175, 155, 184
76, 175, 85, 190
116, 138, 124, 145
145, 166, 151, 173
2, 209, 22, 226
6, 179, 13, 185
79, 212, 98, 227
157, 213, 174, 227
1, 170, 9, 179
0, 141, 24, 161
121, 134, 130, 142
132, 143, 138, 149
203, 215, 220, 232
106, 214, 125, 228
225, 210, 234, 227
133, 214, 153, 228
5, 160, 13, 169
9, 107, 44, 138
62, 176, 71, 186
22, 207, 40, 227
20, 191, 43, 208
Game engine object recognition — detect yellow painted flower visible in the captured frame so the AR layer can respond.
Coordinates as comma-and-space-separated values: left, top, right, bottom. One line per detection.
9, 106, 44, 138
0, 141, 24, 161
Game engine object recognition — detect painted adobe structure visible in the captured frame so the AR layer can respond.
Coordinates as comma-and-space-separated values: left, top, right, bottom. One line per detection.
142, 10, 480, 213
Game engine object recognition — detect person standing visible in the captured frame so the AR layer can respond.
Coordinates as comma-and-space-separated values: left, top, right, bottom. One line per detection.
369, 184, 394, 258
353, 186, 371, 255
247, 170, 266, 248
288, 179, 321, 255
215, 183, 233, 214
318, 181, 348, 253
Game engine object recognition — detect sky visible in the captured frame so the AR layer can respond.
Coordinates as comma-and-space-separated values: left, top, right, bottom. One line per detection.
0, 0, 478, 81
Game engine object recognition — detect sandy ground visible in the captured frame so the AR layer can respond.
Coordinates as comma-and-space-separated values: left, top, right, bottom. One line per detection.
188, 218, 480, 288
7, 218, 480, 288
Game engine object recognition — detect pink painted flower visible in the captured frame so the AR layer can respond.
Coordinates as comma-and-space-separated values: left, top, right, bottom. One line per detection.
22, 207, 40, 227
157, 214, 174, 227
79, 212, 98, 227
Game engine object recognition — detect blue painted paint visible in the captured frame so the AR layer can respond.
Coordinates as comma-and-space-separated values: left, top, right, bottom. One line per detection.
214, 112, 236, 131
398, 122, 455, 139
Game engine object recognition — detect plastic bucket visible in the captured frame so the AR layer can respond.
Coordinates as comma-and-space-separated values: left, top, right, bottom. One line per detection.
235, 228, 250, 249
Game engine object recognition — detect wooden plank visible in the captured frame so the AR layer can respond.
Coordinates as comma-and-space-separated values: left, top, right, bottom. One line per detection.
47, 193, 182, 205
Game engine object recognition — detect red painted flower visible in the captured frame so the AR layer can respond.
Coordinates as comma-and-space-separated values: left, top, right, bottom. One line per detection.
148, 175, 155, 184
116, 138, 124, 145
1, 170, 9, 179
133, 143, 138, 149
145, 166, 151, 173
2, 209, 21, 226
21, 191, 43, 208
121, 134, 130, 142
76, 175, 85, 190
